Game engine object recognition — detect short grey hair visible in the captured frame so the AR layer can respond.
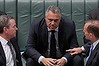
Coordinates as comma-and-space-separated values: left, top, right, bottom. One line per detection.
0, 15, 14, 33
45, 5, 61, 16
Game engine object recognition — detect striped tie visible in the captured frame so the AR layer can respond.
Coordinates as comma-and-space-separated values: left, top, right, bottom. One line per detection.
86, 44, 93, 63
7, 41, 16, 66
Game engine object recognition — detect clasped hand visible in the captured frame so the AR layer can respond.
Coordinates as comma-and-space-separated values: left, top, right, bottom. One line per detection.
41, 58, 66, 66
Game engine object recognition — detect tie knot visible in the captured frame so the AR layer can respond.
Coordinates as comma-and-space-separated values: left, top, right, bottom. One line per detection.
91, 44, 94, 50
7, 41, 12, 47
7, 41, 10, 45
50, 30, 55, 33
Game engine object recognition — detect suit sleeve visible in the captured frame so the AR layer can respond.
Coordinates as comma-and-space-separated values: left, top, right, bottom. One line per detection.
25, 21, 42, 62
61, 17, 79, 61
65, 21, 79, 61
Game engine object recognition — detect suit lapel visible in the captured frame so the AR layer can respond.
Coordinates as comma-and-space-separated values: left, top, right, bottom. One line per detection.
58, 21, 65, 52
40, 21, 48, 49
0, 42, 6, 63
87, 43, 99, 66
10, 38, 23, 66
10, 39, 18, 53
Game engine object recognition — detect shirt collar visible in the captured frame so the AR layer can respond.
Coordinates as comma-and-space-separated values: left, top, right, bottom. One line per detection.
48, 27, 58, 32
93, 39, 99, 50
0, 36, 8, 46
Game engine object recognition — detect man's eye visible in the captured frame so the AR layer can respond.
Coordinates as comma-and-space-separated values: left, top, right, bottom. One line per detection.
48, 19, 58, 22
49, 19, 53, 22
54, 19, 58, 22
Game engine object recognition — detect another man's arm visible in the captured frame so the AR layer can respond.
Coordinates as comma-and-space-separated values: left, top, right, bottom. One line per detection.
66, 47, 84, 55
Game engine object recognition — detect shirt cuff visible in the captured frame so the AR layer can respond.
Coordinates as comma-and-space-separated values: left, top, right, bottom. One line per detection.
38, 56, 45, 63
62, 57, 68, 63
81, 46, 85, 51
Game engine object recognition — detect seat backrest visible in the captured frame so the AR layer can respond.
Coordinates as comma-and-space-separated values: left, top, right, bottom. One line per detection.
0, 0, 99, 51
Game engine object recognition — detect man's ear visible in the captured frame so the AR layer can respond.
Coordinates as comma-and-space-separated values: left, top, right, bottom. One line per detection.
3, 27, 8, 33
89, 33, 93, 38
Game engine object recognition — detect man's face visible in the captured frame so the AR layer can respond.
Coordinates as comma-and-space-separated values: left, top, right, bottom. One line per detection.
83, 23, 91, 40
6, 19, 17, 39
45, 11, 61, 30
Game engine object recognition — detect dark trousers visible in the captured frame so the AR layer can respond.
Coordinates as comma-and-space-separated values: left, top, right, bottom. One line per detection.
26, 55, 84, 66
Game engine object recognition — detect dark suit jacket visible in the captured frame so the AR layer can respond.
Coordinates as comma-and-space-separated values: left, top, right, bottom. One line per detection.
0, 37, 23, 66
86, 43, 99, 66
25, 16, 79, 62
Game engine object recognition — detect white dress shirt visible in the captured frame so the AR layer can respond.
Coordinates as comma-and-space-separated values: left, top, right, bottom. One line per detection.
0, 36, 14, 66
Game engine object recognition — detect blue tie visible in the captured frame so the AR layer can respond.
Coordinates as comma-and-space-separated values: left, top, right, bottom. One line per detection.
86, 44, 93, 63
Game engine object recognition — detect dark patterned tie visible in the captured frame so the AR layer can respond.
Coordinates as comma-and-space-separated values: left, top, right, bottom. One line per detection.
50, 30, 56, 58
7, 41, 16, 66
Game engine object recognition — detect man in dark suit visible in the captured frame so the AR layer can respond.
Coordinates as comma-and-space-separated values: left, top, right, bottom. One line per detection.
0, 15, 23, 66
23, 5, 84, 66
66, 19, 99, 66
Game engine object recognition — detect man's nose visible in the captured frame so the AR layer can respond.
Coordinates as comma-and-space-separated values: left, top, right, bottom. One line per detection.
51, 21, 55, 24
16, 27, 18, 30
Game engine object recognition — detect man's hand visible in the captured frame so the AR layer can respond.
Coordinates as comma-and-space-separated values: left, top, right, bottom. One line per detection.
66, 47, 82, 55
55, 58, 67, 66
41, 58, 57, 66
